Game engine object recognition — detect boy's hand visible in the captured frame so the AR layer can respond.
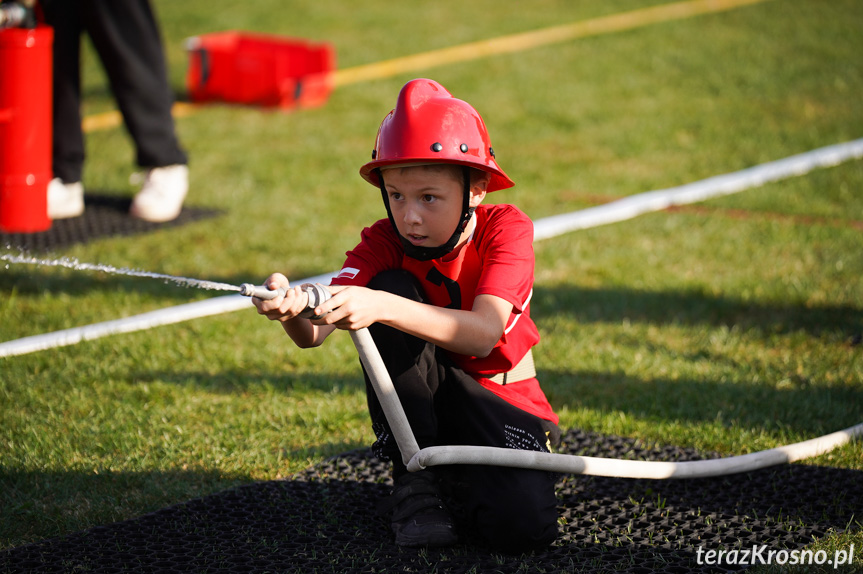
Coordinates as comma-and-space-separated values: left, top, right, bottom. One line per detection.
251, 273, 311, 323
309, 285, 385, 330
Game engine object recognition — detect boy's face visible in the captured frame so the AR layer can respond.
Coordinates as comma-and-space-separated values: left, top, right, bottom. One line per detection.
382, 165, 487, 250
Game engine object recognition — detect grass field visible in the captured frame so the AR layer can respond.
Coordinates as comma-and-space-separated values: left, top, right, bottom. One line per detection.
1, 0, 861, 570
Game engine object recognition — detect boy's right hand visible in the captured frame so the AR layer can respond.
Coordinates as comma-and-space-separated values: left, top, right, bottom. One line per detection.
251, 273, 310, 323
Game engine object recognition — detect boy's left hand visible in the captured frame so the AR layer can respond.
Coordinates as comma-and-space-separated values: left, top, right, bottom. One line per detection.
310, 285, 387, 331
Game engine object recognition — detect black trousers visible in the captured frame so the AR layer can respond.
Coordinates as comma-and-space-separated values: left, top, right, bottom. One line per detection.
41, 0, 187, 183
362, 270, 561, 551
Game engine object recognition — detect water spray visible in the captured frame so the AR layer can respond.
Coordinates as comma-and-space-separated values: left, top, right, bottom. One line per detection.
1, 252, 242, 293
1, 250, 335, 318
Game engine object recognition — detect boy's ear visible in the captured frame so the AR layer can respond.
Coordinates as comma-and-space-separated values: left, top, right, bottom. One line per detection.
469, 171, 490, 208
469, 188, 487, 208
474, 170, 491, 191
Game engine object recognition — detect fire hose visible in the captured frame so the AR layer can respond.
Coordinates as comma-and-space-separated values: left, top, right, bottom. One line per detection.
242, 284, 863, 479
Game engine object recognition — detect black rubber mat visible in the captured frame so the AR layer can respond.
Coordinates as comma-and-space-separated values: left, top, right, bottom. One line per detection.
1, 429, 860, 573
0, 194, 222, 253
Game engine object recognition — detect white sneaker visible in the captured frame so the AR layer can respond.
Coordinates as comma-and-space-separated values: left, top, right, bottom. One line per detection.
129, 164, 189, 222
47, 178, 85, 219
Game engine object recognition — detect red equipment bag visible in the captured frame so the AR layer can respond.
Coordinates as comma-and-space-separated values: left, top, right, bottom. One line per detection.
185, 31, 335, 110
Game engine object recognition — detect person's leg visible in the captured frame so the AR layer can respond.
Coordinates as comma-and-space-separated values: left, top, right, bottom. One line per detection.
41, 0, 86, 218
81, 0, 186, 169
444, 460, 559, 552
363, 270, 442, 478
42, 0, 84, 183
435, 368, 561, 552
361, 270, 456, 547
82, 0, 188, 221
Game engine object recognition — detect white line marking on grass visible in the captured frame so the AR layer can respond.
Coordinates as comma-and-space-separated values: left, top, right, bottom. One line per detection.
533, 138, 863, 240
2, 139, 862, 358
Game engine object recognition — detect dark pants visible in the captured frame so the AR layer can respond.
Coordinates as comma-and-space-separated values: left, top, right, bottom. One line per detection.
362, 270, 561, 552
41, 0, 187, 183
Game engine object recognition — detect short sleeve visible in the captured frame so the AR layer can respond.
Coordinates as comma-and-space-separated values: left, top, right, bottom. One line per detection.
474, 205, 535, 314
331, 219, 403, 287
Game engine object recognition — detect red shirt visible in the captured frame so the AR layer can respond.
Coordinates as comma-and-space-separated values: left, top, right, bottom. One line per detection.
331, 203, 558, 424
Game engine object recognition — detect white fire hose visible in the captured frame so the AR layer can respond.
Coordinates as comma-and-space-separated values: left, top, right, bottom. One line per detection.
244, 284, 863, 479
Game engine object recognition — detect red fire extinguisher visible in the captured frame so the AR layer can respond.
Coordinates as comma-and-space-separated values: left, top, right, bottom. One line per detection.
0, 1, 53, 233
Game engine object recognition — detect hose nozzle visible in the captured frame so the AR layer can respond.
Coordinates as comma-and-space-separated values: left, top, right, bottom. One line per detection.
239, 283, 284, 300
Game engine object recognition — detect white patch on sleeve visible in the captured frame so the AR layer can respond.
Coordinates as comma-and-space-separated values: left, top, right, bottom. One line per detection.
336, 267, 360, 280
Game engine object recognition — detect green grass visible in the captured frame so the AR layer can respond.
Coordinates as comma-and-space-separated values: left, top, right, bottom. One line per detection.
2, 0, 862, 570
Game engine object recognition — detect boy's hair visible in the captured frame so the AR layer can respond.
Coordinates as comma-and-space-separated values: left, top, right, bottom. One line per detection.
381, 164, 488, 188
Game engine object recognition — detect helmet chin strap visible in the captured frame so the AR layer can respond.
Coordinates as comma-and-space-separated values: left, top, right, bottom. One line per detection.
378, 166, 474, 261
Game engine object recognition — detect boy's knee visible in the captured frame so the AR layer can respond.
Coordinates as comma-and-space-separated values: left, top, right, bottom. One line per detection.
366, 270, 424, 301
462, 467, 560, 552
364, 271, 431, 359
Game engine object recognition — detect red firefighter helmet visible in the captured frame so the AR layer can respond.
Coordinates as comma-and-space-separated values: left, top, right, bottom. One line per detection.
359, 79, 514, 192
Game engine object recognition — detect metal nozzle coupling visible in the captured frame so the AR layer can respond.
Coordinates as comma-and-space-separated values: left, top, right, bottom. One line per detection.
239, 282, 331, 319
239, 283, 284, 299
298, 283, 331, 319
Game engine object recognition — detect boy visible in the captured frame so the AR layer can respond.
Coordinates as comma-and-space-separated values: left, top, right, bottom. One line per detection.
253, 78, 560, 552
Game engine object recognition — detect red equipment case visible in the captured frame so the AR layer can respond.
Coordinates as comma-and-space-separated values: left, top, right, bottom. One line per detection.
185, 31, 335, 110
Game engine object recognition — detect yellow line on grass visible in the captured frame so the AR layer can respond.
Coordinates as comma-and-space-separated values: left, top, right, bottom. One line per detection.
82, 0, 772, 133
81, 101, 197, 133
331, 0, 772, 87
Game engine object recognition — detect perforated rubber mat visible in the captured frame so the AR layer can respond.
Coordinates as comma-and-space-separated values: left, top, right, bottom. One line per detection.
0, 194, 222, 253
1, 429, 860, 573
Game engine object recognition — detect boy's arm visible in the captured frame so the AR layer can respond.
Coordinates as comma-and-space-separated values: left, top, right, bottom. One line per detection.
282, 309, 336, 348
311, 285, 510, 358
391, 292, 511, 358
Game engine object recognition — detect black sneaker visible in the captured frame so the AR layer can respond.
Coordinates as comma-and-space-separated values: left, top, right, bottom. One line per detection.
378, 470, 458, 547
